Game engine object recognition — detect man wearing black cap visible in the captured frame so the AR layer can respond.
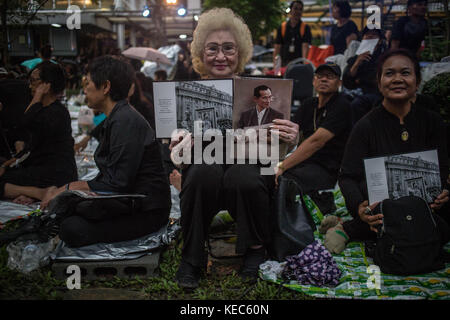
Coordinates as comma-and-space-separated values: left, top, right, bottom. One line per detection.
390, 0, 428, 57
275, 62, 352, 201
343, 27, 387, 125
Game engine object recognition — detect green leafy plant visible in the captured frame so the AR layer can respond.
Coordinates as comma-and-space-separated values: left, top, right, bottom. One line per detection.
421, 72, 450, 123
202, 0, 285, 41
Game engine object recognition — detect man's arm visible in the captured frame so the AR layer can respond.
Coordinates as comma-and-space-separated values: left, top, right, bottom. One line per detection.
280, 127, 334, 170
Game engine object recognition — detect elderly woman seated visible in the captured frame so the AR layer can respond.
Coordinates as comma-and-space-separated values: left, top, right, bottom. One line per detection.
169, 8, 300, 288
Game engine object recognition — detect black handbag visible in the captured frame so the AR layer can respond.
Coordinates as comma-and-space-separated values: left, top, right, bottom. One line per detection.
269, 176, 316, 261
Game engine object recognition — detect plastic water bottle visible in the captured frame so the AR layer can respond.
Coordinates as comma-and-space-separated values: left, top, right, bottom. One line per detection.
21, 244, 41, 273
274, 55, 282, 76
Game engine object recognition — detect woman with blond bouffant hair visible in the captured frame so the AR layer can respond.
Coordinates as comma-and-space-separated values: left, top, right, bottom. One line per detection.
170, 8, 299, 289
189, 7, 253, 78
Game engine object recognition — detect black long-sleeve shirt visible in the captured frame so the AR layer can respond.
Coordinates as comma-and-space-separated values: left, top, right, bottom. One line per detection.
338, 104, 449, 217
87, 100, 170, 211
21, 100, 78, 184
342, 54, 376, 93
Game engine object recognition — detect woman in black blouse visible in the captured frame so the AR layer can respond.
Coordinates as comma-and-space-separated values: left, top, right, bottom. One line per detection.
0, 62, 77, 203
330, 1, 358, 55
322, 49, 449, 254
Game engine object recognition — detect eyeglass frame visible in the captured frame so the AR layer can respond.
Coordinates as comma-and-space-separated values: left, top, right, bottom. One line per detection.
203, 42, 238, 57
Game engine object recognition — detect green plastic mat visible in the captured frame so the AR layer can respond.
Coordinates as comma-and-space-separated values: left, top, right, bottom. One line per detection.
261, 188, 450, 300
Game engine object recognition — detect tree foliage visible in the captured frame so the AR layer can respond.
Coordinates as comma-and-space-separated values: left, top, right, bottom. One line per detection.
202, 0, 286, 42
0, 0, 49, 65
422, 72, 450, 123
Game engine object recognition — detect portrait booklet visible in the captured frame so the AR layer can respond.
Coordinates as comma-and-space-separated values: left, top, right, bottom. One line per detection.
152, 77, 293, 139
363, 149, 442, 205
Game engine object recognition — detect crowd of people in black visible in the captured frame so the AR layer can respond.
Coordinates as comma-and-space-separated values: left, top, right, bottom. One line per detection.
274, 0, 431, 66
0, 1, 448, 289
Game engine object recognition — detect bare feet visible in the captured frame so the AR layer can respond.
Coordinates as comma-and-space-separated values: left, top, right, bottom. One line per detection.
40, 186, 59, 210
13, 195, 36, 205
169, 169, 182, 192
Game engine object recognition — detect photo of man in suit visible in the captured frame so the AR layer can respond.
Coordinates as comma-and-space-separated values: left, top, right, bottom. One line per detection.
237, 85, 284, 129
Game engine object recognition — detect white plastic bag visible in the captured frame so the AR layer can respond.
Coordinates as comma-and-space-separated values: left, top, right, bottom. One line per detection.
7, 237, 59, 274
419, 62, 450, 91
77, 106, 94, 133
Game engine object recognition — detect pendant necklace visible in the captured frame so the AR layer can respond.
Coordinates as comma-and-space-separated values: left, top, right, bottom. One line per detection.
401, 126, 409, 142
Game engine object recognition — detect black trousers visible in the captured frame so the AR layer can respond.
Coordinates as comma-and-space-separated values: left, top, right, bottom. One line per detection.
283, 162, 337, 194
59, 198, 169, 248
179, 164, 274, 268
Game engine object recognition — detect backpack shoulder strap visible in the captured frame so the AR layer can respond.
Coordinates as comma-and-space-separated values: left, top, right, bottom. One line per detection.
283, 20, 306, 38
281, 21, 287, 38
300, 21, 306, 38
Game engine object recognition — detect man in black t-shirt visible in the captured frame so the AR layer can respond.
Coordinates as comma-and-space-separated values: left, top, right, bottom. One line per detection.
275, 62, 352, 195
274, 1, 312, 66
390, 0, 428, 58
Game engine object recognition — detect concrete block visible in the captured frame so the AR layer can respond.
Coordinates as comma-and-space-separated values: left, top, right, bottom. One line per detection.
51, 251, 160, 281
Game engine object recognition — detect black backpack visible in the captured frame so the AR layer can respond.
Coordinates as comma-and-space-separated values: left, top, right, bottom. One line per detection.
372, 196, 445, 275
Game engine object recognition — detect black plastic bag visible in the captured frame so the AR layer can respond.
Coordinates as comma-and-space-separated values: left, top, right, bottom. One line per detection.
269, 176, 315, 262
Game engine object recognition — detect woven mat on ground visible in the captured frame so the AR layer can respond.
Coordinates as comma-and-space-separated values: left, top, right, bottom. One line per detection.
0, 201, 40, 228
260, 188, 450, 300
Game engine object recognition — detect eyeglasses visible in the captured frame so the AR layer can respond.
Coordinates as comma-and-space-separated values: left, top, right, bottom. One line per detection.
29, 77, 41, 84
204, 43, 237, 57
315, 73, 338, 80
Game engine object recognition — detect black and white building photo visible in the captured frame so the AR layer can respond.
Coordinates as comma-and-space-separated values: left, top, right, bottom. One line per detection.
384, 150, 441, 203
175, 80, 233, 133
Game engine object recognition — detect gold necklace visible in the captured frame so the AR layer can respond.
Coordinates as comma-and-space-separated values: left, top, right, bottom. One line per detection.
313, 106, 326, 132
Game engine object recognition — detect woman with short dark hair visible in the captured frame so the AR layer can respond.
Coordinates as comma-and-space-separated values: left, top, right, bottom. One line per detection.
0, 61, 77, 203
0, 56, 171, 248
330, 1, 359, 55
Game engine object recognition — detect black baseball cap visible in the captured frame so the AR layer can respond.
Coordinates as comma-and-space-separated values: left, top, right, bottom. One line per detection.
315, 62, 342, 78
